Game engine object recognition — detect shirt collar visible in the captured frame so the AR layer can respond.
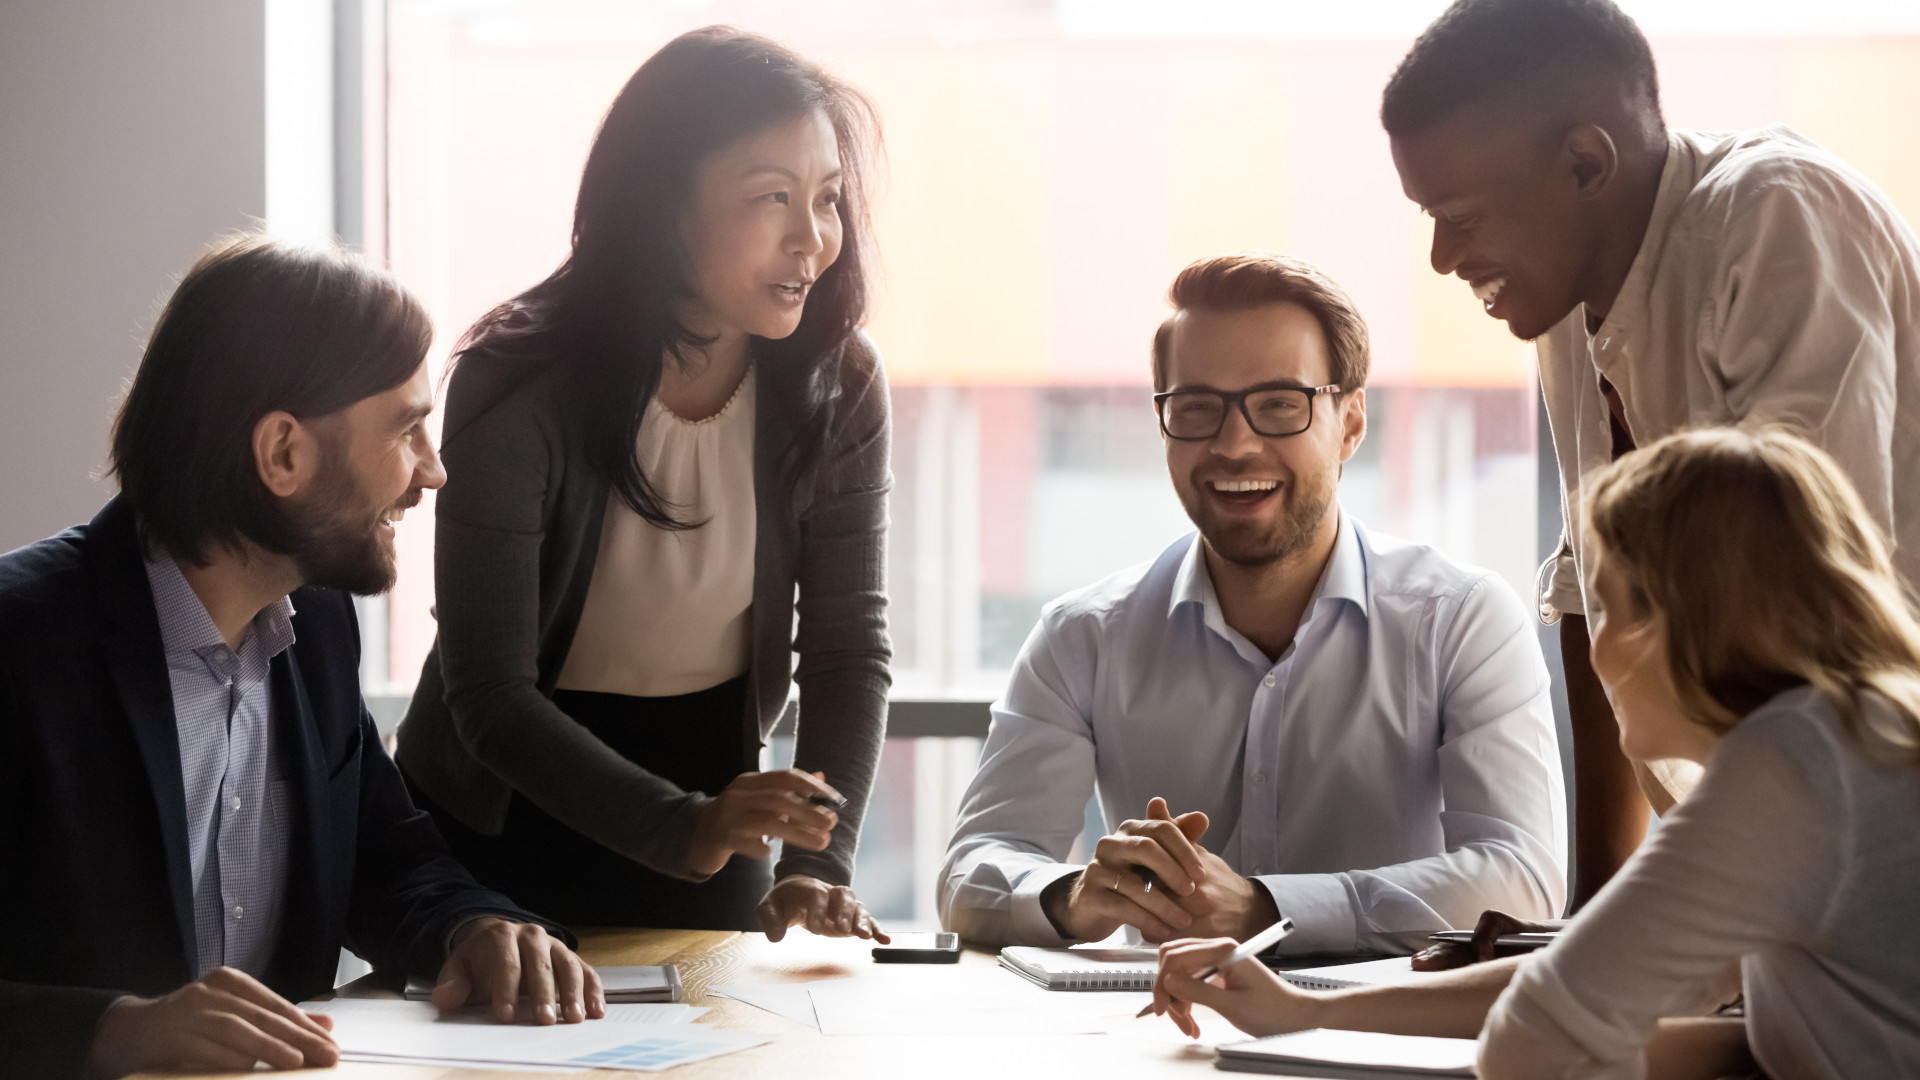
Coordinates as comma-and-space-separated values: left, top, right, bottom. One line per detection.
1317, 513, 1368, 615
144, 551, 298, 665
1588, 130, 1709, 369
1169, 510, 1369, 635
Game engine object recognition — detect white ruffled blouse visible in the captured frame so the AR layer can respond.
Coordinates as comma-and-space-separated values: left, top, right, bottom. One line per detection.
556, 367, 756, 698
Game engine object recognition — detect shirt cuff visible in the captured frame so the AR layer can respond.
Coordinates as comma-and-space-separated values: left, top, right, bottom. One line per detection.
1537, 547, 1585, 623
1011, 862, 1087, 945
1255, 873, 1357, 956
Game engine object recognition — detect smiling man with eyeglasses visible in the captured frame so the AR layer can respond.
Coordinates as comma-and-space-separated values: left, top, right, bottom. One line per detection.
939, 251, 1568, 957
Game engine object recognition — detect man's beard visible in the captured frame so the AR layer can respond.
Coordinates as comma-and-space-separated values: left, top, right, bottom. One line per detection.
283, 447, 402, 596
1182, 467, 1336, 569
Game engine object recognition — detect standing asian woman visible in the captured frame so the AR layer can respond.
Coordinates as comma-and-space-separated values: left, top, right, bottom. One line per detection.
396, 27, 893, 939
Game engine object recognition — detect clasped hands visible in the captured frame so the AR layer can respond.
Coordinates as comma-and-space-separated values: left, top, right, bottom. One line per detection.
1044, 796, 1279, 944
87, 917, 601, 1078
688, 767, 889, 943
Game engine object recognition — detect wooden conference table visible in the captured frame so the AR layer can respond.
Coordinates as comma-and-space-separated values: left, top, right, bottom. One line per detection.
141, 928, 1248, 1080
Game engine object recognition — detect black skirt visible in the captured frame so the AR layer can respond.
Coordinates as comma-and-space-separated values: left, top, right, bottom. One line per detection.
403, 674, 771, 930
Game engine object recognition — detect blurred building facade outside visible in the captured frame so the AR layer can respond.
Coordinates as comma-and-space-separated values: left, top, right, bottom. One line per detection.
368, 0, 1920, 922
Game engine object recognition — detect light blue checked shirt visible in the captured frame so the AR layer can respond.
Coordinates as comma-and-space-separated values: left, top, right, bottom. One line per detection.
145, 555, 296, 979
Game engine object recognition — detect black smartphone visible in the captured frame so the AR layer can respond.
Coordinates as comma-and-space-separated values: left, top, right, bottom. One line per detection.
872, 932, 961, 964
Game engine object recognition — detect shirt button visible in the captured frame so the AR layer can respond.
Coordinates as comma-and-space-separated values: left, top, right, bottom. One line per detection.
1255, 772, 1268, 784
229, 796, 242, 812
231, 904, 245, 920
1262, 674, 1277, 688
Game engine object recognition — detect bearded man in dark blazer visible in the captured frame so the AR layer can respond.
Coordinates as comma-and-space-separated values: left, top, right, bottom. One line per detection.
0, 235, 606, 1080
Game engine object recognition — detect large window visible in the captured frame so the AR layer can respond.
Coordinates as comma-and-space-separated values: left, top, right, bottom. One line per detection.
364, 0, 1920, 923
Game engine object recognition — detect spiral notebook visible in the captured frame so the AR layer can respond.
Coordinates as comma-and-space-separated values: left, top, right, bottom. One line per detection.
997, 947, 1159, 990
1276, 956, 1425, 992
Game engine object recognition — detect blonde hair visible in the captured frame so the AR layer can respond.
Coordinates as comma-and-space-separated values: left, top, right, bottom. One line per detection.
1584, 428, 1920, 768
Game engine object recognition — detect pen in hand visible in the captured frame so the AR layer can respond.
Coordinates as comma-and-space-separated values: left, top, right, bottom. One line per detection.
1136, 915, 1297, 1018
807, 771, 848, 810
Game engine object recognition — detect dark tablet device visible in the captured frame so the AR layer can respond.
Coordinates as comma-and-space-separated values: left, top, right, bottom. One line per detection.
872, 932, 962, 963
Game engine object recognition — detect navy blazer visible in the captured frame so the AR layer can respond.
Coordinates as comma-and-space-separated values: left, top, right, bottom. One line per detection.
0, 498, 566, 1078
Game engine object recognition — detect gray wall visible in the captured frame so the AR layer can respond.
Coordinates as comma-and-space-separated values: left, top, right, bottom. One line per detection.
0, 1, 265, 552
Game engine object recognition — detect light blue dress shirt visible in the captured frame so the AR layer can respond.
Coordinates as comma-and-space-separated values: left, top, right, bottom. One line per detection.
145, 555, 296, 979
939, 515, 1568, 954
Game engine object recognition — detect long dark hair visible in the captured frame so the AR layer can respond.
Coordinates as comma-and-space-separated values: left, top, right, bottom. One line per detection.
111, 234, 430, 562
452, 26, 881, 529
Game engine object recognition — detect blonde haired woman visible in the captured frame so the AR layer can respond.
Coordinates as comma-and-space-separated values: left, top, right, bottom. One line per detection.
1477, 427, 1920, 1079
1153, 428, 1920, 1078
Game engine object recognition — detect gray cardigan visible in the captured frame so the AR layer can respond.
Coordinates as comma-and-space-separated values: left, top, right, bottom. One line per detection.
396, 336, 892, 887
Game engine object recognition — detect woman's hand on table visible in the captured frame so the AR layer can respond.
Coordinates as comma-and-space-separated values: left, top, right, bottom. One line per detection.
1150, 936, 1323, 1040
687, 769, 845, 877
757, 875, 891, 943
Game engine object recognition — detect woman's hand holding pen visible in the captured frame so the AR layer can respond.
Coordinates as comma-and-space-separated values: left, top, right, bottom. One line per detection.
687, 769, 844, 877
1151, 937, 1322, 1040
686, 769, 889, 942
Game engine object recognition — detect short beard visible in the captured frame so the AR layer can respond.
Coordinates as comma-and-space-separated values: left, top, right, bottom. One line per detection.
282, 440, 397, 596
1184, 469, 1336, 570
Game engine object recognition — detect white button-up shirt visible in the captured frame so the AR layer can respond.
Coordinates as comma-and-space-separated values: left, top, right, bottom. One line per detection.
939, 516, 1567, 955
1539, 124, 1920, 620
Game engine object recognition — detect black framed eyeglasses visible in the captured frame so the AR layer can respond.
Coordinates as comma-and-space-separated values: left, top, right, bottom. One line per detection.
1153, 384, 1343, 441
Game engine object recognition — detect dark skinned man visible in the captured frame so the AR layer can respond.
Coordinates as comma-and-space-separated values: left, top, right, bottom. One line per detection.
1384, 0, 1920, 909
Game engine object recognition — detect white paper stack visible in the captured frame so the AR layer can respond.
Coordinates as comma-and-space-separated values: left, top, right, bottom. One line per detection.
1216, 1028, 1478, 1077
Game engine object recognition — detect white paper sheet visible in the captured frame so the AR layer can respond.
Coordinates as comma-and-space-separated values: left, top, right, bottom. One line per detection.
303, 998, 704, 1026
708, 981, 845, 1028
299, 998, 755, 1072
1218, 1028, 1478, 1076
315, 1019, 767, 1071
557, 1029, 772, 1072
805, 977, 1151, 1036
341, 1054, 589, 1073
